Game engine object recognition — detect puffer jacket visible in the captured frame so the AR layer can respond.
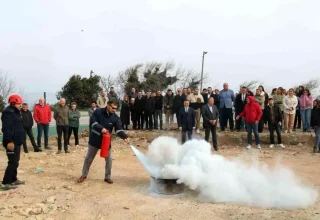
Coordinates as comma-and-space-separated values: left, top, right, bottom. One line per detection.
1, 106, 25, 147
238, 96, 262, 123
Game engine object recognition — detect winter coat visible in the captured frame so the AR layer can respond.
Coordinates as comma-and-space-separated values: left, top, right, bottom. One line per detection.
120, 101, 130, 125
88, 107, 99, 119
219, 89, 235, 109
129, 103, 137, 122
238, 96, 263, 123
89, 108, 127, 149
97, 96, 108, 108
68, 109, 81, 127
234, 93, 247, 114
1, 106, 25, 147
128, 92, 137, 100
54, 105, 69, 126
144, 97, 155, 112
299, 95, 313, 110
187, 93, 204, 103
134, 96, 145, 112
154, 95, 163, 111
173, 95, 185, 114
33, 104, 51, 124
255, 94, 265, 110
107, 92, 118, 103
273, 94, 285, 112
163, 94, 174, 114
260, 91, 269, 109
283, 95, 298, 115
21, 110, 34, 129
311, 107, 320, 128
264, 105, 282, 125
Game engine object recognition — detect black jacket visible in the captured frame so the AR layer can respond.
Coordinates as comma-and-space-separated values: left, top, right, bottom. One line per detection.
1, 106, 25, 147
178, 107, 195, 130
134, 96, 145, 112
202, 104, 219, 128
311, 107, 320, 127
173, 95, 185, 114
212, 94, 220, 108
89, 108, 128, 149
234, 93, 247, 113
21, 110, 34, 128
144, 97, 155, 112
264, 105, 282, 124
202, 94, 208, 104
154, 95, 163, 110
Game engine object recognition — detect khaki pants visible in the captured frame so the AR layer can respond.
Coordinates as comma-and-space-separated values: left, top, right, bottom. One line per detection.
195, 109, 201, 129
284, 113, 295, 131
165, 109, 174, 129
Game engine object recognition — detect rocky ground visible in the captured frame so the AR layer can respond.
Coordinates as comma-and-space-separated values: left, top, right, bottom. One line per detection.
0, 130, 320, 220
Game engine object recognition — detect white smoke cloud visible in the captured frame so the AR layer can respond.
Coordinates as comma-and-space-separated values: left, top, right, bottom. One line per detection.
138, 136, 318, 209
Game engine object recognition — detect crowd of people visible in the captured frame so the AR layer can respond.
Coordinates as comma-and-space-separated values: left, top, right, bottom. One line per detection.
1, 83, 320, 190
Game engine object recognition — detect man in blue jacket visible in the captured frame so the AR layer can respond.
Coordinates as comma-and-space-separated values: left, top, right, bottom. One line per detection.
219, 83, 235, 131
1, 94, 26, 190
77, 101, 129, 184
178, 100, 195, 144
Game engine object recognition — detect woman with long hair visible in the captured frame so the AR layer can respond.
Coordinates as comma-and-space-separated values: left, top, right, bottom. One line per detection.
283, 88, 298, 133
300, 89, 313, 132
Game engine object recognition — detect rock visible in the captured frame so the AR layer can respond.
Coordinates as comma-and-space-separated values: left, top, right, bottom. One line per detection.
48, 204, 58, 212
63, 185, 73, 190
46, 196, 56, 204
30, 207, 42, 215
35, 203, 45, 208
18, 208, 32, 216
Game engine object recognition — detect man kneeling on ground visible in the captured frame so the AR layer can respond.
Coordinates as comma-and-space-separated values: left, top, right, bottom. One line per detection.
77, 101, 129, 184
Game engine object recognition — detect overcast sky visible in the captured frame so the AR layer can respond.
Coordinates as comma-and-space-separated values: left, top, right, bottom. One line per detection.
1, 0, 319, 95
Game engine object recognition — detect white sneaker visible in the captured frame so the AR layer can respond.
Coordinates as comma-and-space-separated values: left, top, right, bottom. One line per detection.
246, 145, 252, 149
269, 144, 274, 148
257, 144, 261, 149
289, 130, 293, 133
76, 145, 79, 147
278, 144, 285, 148
197, 129, 200, 134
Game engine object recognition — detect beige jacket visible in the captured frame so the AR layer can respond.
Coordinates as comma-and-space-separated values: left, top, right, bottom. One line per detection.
283, 95, 298, 114
187, 93, 204, 103
97, 96, 109, 108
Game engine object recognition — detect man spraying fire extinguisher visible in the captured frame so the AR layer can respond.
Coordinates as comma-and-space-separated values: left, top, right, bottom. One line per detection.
77, 100, 129, 184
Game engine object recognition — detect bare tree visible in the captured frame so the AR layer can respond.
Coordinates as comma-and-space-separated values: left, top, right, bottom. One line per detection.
175, 67, 209, 89
100, 74, 115, 92
239, 80, 263, 92
0, 70, 15, 100
294, 78, 320, 94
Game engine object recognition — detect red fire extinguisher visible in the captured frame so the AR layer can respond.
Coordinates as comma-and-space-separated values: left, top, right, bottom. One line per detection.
100, 133, 111, 158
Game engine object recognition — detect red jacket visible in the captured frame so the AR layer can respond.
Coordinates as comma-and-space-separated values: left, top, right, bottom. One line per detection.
33, 104, 52, 124
238, 96, 262, 123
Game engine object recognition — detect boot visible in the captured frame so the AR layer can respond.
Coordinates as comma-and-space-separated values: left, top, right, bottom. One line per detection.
34, 147, 42, 152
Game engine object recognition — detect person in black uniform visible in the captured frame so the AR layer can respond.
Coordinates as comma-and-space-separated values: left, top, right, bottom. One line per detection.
21, 103, 41, 153
77, 101, 129, 184
1, 94, 26, 190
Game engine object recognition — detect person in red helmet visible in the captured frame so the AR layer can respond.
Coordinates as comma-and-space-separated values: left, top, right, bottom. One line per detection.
1, 94, 26, 190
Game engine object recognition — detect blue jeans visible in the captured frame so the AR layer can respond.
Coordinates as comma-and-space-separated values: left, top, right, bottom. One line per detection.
300, 109, 311, 131
246, 122, 260, 145
37, 123, 49, 148
314, 126, 320, 152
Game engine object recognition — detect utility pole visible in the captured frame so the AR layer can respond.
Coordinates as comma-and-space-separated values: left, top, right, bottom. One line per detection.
200, 51, 208, 91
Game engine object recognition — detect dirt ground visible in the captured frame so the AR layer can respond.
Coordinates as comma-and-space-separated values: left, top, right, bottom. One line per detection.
0, 130, 320, 220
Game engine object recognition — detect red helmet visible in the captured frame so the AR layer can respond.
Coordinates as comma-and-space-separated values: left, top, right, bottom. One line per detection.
8, 94, 23, 104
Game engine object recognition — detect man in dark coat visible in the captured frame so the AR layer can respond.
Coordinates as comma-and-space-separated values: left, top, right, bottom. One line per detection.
134, 91, 145, 130
178, 100, 195, 144
264, 98, 285, 149
77, 101, 129, 184
202, 97, 219, 151
234, 86, 248, 131
21, 103, 41, 153
173, 89, 185, 128
1, 94, 26, 190
144, 91, 154, 131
